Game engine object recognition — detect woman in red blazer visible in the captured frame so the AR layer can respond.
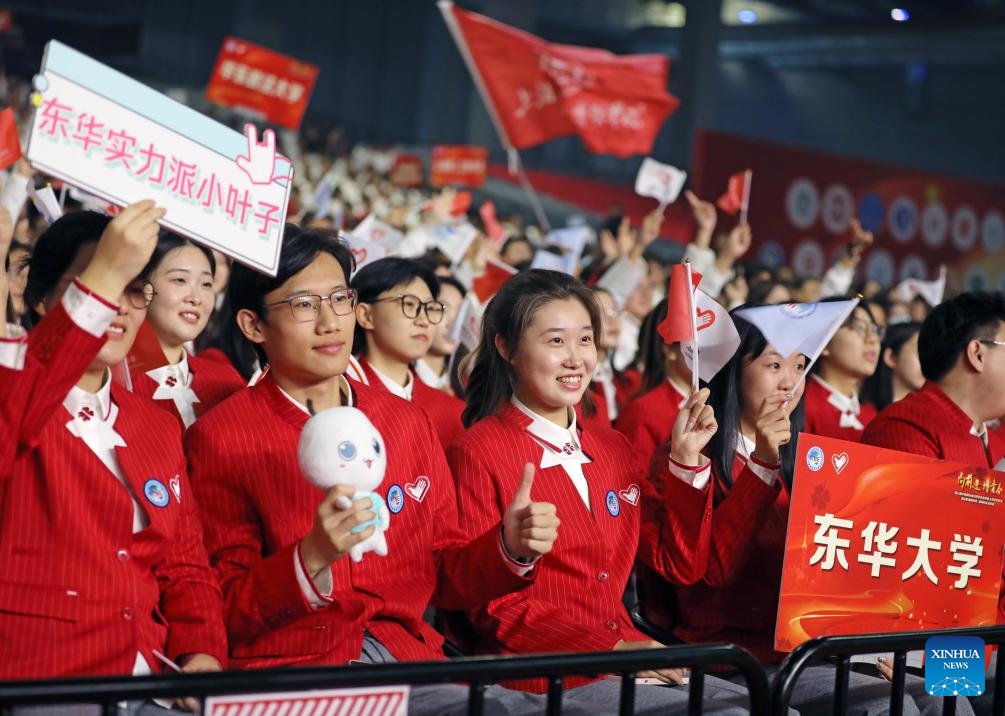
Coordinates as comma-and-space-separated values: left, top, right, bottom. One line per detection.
2, 204, 225, 691
448, 269, 750, 715
125, 233, 244, 428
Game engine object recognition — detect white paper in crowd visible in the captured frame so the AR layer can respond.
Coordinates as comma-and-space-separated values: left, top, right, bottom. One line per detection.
27, 184, 62, 224
340, 231, 387, 277
680, 288, 741, 384
307, 173, 335, 220
596, 256, 646, 309
895, 265, 946, 308
68, 185, 115, 214
530, 248, 568, 273
635, 157, 687, 210
26, 41, 293, 276
543, 225, 591, 275
204, 686, 409, 716
449, 293, 484, 351
0, 172, 30, 220
353, 214, 405, 255
425, 221, 479, 266
734, 299, 859, 365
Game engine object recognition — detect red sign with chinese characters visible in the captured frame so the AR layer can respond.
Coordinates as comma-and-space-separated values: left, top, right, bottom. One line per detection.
430, 145, 488, 188
389, 153, 423, 188
776, 435, 1005, 652
205, 37, 318, 130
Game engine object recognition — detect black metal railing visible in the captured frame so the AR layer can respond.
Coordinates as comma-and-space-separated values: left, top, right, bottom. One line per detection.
0, 643, 769, 716
772, 625, 1005, 716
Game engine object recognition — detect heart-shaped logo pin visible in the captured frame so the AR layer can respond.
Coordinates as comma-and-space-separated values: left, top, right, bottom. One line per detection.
832, 452, 849, 475
169, 475, 182, 502
405, 475, 430, 502
696, 308, 716, 331
619, 484, 640, 506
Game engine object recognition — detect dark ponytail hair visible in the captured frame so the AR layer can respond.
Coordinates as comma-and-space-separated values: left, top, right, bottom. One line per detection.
463, 269, 602, 428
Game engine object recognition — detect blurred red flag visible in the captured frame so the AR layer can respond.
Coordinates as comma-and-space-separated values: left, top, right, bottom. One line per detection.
716, 170, 750, 215
0, 108, 22, 169
471, 257, 518, 303
445, 5, 679, 157
479, 200, 507, 245
658, 263, 702, 345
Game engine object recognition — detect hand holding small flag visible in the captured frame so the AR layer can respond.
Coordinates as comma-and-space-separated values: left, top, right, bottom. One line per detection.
669, 388, 718, 466
751, 393, 795, 466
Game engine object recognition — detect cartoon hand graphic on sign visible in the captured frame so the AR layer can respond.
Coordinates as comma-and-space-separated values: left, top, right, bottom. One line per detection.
236, 124, 278, 185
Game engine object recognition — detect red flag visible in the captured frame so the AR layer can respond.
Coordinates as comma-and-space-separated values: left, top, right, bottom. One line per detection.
471, 257, 518, 303
716, 170, 750, 215
658, 264, 702, 345
479, 200, 507, 245
444, 5, 679, 157
0, 108, 22, 169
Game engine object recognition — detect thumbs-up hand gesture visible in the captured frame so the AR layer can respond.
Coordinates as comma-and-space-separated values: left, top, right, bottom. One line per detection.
502, 463, 560, 562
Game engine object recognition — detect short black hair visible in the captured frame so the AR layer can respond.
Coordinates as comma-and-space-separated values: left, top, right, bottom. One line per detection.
350, 257, 440, 357
228, 223, 354, 365
437, 274, 467, 300
24, 211, 113, 327
918, 291, 1005, 382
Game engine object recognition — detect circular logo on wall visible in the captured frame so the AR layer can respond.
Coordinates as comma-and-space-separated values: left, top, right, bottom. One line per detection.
786, 178, 819, 230
964, 264, 990, 292
806, 447, 825, 472
865, 249, 896, 288
899, 255, 928, 282
981, 210, 1004, 254
888, 196, 918, 243
792, 239, 825, 278
952, 206, 979, 251
757, 240, 786, 269
921, 202, 948, 248
858, 193, 885, 233
821, 184, 854, 235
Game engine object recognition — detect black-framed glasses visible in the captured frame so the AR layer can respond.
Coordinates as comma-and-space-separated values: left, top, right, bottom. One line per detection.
843, 318, 885, 341
980, 339, 1005, 348
369, 294, 445, 325
264, 288, 358, 323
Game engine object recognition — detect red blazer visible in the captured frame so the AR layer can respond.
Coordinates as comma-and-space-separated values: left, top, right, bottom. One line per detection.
863, 380, 1005, 622
643, 443, 787, 663
615, 367, 644, 408
0, 304, 226, 678
185, 375, 532, 669
447, 404, 711, 691
355, 357, 465, 450
130, 352, 245, 429
577, 382, 612, 433
615, 380, 687, 472
803, 378, 877, 443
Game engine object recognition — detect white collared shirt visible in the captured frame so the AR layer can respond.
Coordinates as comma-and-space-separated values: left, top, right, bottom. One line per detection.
414, 358, 451, 393
592, 360, 619, 422
811, 374, 864, 430
369, 362, 413, 401
512, 395, 593, 511
146, 352, 201, 428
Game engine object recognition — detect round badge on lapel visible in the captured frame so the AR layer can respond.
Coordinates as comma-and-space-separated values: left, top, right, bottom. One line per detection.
387, 484, 405, 514
605, 489, 620, 517
144, 479, 171, 508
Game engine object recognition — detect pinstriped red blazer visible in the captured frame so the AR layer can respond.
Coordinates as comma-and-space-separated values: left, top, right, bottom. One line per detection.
446, 403, 712, 692
615, 380, 688, 473
0, 304, 227, 678
130, 352, 245, 429
354, 356, 465, 450
803, 378, 877, 442
185, 374, 532, 669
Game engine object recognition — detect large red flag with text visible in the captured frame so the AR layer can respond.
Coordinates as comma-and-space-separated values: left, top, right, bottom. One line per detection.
447, 5, 679, 157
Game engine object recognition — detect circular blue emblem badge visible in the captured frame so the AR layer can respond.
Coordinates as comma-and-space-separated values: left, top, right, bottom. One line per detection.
605, 489, 620, 517
806, 446, 825, 472
143, 479, 170, 508
387, 484, 404, 514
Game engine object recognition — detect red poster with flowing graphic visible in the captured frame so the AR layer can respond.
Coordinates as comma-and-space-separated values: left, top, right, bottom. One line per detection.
776, 434, 1005, 652
205, 37, 318, 130
430, 145, 488, 187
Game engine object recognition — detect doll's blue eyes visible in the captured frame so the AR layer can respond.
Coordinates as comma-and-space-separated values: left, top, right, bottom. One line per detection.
372, 439, 381, 456
338, 441, 357, 461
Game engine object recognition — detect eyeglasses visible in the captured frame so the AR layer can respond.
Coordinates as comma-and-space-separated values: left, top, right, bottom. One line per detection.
843, 318, 885, 340
369, 294, 445, 325
979, 340, 1005, 348
264, 288, 358, 323
125, 282, 157, 309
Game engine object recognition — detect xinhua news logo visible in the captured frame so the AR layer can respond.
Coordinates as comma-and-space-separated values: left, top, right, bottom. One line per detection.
924, 636, 985, 697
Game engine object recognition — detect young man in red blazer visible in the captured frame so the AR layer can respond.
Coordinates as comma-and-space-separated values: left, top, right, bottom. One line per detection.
1, 204, 226, 697
185, 226, 563, 715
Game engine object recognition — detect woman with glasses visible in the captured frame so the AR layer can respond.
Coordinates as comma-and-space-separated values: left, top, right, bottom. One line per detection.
124, 232, 244, 429
0, 205, 226, 693
803, 302, 883, 441
350, 257, 465, 449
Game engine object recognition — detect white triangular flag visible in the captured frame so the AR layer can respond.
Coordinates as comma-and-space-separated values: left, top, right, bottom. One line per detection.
449, 294, 484, 351
353, 215, 405, 255
896, 266, 946, 308
635, 158, 687, 209
307, 174, 335, 220
27, 184, 63, 224
680, 289, 741, 384
734, 299, 859, 364
426, 221, 479, 267
543, 226, 591, 275
529, 249, 567, 273
340, 231, 387, 277
596, 256, 646, 310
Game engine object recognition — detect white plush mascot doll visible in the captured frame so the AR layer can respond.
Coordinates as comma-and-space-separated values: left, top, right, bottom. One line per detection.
298, 406, 390, 562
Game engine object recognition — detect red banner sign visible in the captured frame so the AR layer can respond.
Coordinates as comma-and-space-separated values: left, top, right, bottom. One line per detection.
776, 434, 1005, 652
430, 145, 488, 187
205, 37, 318, 130
389, 153, 423, 188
